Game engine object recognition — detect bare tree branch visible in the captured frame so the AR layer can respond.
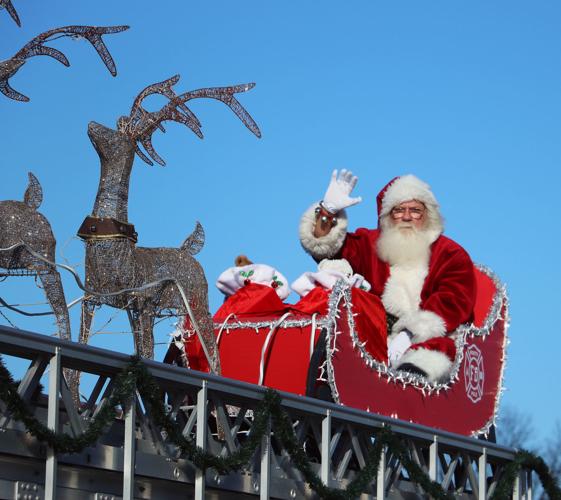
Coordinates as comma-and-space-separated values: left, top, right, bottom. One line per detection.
543, 421, 561, 482
496, 405, 535, 449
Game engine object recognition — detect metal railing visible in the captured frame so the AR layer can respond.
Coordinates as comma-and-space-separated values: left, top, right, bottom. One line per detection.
0, 325, 530, 499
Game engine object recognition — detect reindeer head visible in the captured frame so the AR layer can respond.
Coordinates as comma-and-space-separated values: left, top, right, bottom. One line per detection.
86, 75, 261, 221
88, 121, 135, 162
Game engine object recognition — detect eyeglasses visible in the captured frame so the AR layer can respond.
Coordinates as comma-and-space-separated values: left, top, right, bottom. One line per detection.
390, 206, 425, 220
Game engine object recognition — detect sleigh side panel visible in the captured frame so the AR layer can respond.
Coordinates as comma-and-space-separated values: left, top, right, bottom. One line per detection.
216, 316, 322, 396
328, 266, 507, 436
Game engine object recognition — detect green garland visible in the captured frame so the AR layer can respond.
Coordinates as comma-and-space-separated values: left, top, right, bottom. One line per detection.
490, 450, 561, 500
0, 355, 135, 453
0, 355, 559, 499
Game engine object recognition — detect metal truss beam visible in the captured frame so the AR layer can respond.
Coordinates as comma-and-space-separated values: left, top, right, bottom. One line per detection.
0, 325, 526, 499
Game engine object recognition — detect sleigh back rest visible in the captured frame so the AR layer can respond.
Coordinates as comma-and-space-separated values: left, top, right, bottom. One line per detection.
472, 266, 497, 328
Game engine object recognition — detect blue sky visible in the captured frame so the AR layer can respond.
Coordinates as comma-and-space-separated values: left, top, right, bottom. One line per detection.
1, 0, 560, 444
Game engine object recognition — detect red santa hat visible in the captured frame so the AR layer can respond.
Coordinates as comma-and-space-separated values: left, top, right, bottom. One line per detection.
376, 175, 440, 221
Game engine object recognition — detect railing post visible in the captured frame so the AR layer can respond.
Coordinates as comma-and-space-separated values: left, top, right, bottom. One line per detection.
321, 409, 331, 487
429, 435, 439, 482
195, 380, 208, 500
45, 347, 61, 500
525, 470, 533, 500
123, 392, 136, 500
478, 447, 487, 499
260, 416, 271, 499
377, 444, 386, 499
513, 472, 521, 500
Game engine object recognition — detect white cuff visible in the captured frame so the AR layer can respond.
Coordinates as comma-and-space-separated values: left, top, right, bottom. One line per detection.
396, 347, 453, 382
391, 309, 446, 343
299, 202, 348, 261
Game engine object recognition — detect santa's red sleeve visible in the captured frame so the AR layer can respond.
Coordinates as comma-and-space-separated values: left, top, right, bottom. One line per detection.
419, 240, 477, 334
391, 238, 477, 343
338, 229, 377, 277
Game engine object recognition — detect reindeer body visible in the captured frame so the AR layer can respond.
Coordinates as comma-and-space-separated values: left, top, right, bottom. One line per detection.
77, 75, 261, 387
80, 122, 216, 365
0, 174, 71, 340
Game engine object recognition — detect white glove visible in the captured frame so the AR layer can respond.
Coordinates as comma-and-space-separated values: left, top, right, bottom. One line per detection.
348, 273, 371, 292
322, 169, 362, 213
387, 330, 412, 366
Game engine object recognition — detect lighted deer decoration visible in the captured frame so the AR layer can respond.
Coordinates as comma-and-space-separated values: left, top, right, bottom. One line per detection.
0, 173, 70, 340
0, 24, 126, 341
77, 75, 261, 374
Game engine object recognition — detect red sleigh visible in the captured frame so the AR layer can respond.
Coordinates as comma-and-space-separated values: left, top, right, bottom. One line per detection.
324, 265, 508, 436
168, 265, 507, 437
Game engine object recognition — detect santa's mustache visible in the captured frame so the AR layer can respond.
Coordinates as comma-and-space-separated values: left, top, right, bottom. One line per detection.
393, 221, 418, 232
377, 217, 436, 266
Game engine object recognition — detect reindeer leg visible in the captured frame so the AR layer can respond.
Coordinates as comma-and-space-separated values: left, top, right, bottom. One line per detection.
67, 300, 97, 407
36, 267, 71, 341
79, 300, 97, 345
141, 311, 155, 359
127, 307, 155, 359
36, 266, 82, 406
138, 310, 155, 359
127, 308, 141, 355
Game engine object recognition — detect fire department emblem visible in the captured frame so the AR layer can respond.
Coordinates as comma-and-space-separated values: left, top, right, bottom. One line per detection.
464, 345, 484, 403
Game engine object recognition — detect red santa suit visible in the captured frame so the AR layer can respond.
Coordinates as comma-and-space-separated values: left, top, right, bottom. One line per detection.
299, 174, 477, 381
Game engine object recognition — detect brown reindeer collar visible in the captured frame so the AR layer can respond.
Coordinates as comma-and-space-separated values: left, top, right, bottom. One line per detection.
77, 216, 138, 243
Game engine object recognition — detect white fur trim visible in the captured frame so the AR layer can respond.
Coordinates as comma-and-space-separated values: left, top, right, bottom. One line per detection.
380, 175, 439, 218
381, 264, 428, 317
291, 268, 371, 297
299, 203, 348, 261
318, 258, 353, 277
396, 347, 453, 382
290, 273, 317, 297
392, 309, 446, 343
216, 264, 290, 300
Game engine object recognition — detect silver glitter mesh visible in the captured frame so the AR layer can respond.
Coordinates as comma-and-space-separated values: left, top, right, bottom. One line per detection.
0, 173, 71, 340
79, 78, 261, 373
0, 25, 128, 102
0, 0, 20, 27
117, 75, 262, 166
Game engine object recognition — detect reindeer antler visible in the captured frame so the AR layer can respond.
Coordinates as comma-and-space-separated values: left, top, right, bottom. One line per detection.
128, 75, 202, 133
117, 75, 261, 166
0, 0, 21, 27
0, 25, 129, 102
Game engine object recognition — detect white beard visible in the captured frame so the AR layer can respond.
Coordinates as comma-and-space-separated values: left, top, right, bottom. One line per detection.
377, 218, 442, 317
377, 221, 437, 268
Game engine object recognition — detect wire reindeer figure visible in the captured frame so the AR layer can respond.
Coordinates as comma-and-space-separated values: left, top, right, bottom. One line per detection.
0, 24, 128, 102
0, 173, 71, 340
0, 0, 21, 27
76, 75, 261, 381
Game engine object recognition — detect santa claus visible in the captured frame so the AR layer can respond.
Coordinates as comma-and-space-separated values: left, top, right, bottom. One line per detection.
299, 170, 477, 382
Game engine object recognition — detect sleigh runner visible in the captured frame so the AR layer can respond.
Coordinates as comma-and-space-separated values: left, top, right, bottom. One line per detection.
168, 264, 507, 437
